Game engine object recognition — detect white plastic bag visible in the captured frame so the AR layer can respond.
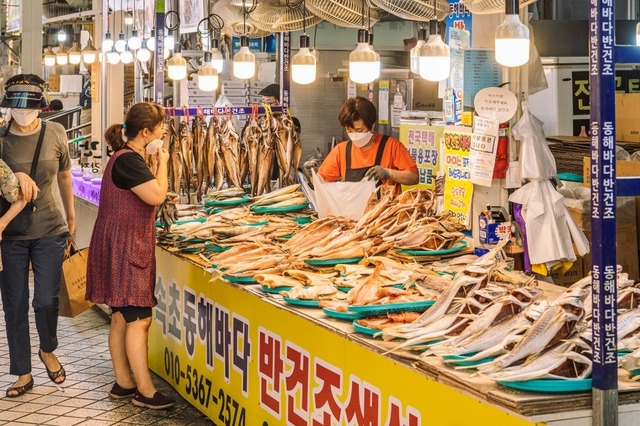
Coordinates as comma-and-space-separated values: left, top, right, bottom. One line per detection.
311, 169, 376, 221
513, 101, 557, 180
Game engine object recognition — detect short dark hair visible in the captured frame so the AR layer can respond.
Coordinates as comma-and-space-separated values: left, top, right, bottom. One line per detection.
258, 84, 280, 101
338, 96, 377, 130
49, 99, 64, 110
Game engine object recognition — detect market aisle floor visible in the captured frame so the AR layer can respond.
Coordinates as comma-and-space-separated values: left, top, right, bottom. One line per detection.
0, 287, 214, 425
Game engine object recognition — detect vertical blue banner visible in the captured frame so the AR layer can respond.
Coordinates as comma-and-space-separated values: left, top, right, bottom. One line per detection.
154, 1, 166, 106
280, 32, 291, 107
589, 0, 618, 392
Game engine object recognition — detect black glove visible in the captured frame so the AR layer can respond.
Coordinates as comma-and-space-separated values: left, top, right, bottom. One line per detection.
365, 166, 390, 181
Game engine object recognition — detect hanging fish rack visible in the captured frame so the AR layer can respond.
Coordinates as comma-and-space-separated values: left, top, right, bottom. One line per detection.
163, 106, 288, 116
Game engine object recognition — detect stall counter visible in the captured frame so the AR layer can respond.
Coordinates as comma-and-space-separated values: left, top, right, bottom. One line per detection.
149, 247, 640, 425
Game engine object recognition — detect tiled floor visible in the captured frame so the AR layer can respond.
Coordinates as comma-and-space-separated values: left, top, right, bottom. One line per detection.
0, 293, 214, 425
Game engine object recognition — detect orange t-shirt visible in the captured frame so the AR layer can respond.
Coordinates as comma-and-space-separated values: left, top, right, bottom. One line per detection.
318, 133, 418, 192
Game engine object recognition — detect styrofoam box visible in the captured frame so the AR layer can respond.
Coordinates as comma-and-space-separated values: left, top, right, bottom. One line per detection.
188, 95, 217, 106
249, 96, 262, 104
249, 88, 265, 96
221, 80, 248, 89
223, 96, 249, 106
249, 81, 271, 89
222, 88, 249, 97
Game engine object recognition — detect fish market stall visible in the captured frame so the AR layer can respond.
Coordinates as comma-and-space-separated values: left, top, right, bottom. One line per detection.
148, 247, 640, 425
145, 186, 640, 424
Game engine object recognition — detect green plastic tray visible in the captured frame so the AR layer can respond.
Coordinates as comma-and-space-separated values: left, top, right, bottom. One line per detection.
260, 285, 292, 294
282, 297, 320, 307
204, 195, 249, 207
497, 378, 593, 393
396, 240, 468, 256
347, 299, 435, 316
352, 320, 383, 337
252, 203, 308, 214
305, 257, 363, 267
222, 274, 255, 284
322, 307, 363, 320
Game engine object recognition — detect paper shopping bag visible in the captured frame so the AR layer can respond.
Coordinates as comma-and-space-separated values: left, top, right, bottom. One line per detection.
59, 246, 95, 318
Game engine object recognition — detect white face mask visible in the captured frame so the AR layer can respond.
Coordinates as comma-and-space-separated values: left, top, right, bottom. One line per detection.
348, 131, 373, 148
145, 138, 164, 154
10, 109, 39, 127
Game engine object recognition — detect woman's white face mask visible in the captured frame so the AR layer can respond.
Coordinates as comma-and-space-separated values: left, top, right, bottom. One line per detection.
348, 131, 373, 148
10, 109, 39, 127
145, 138, 164, 154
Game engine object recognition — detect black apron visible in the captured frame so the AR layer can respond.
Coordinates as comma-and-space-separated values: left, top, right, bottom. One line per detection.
344, 135, 389, 183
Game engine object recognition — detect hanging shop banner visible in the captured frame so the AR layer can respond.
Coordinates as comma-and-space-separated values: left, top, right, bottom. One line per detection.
446, 0, 472, 44
469, 116, 499, 187
443, 126, 473, 226
149, 249, 532, 426
398, 122, 442, 191
154, 1, 166, 105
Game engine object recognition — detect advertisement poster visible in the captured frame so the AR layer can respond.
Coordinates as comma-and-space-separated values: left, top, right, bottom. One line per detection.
398, 123, 442, 191
149, 249, 531, 426
443, 127, 473, 226
469, 116, 499, 187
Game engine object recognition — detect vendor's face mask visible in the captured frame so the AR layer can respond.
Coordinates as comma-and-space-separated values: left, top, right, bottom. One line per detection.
10, 108, 39, 126
348, 131, 373, 148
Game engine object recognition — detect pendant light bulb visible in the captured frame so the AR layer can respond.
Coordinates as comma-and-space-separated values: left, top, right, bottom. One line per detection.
57, 29, 67, 43
146, 29, 156, 51
349, 29, 380, 84
106, 47, 121, 64
56, 44, 69, 65
198, 52, 219, 91
419, 33, 451, 82
120, 46, 134, 64
128, 29, 142, 50
233, 36, 255, 80
136, 41, 151, 62
165, 30, 175, 51
495, 1, 530, 67
167, 45, 187, 80
291, 34, 316, 85
115, 32, 127, 53
125, 11, 134, 26
102, 31, 114, 52
410, 28, 427, 74
82, 41, 98, 64
43, 46, 57, 67
210, 39, 224, 73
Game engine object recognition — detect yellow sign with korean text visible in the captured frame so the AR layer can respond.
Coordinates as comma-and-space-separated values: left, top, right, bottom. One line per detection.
443, 126, 474, 227
398, 123, 442, 191
149, 248, 533, 426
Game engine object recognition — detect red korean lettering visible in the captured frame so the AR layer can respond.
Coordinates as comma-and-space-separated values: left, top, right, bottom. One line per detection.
344, 376, 381, 426
385, 396, 421, 426
258, 327, 284, 418
284, 343, 310, 426
168, 280, 182, 341
312, 359, 343, 425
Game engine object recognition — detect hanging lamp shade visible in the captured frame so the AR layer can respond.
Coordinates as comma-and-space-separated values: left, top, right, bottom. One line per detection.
106, 46, 121, 64
115, 32, 127, 53
419, 33, 450, 82
210, 39, 224, 73
68, 42, 82, 65
82, 40, 98, 64
167, 45, 187, 80
292, 34, 316, 85
494, 0, 529, 67
410, 28, 427, 74
120, 46, 134, 64
136, 40, 151, 62
198, 52, 219, 91
43, 46, 57, 67
349, 29, 380, 84
56, 44, 69, 65
233, 35, 255, 80
147, 29, 156, 51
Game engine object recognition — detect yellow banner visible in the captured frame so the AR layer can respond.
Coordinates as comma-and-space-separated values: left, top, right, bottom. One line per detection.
443, 126, 474, 226
398, 123, 442, 192
150, 248, 534, 425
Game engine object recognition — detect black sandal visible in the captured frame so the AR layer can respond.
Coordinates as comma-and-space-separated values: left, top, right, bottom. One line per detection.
38, 349, 66, 384
6, 376, 34, 398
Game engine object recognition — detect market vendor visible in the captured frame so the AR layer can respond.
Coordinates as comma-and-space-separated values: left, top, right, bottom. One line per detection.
318, 96, 419, 193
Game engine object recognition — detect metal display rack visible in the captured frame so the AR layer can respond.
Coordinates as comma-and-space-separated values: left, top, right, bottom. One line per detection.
590, 3, 640, 425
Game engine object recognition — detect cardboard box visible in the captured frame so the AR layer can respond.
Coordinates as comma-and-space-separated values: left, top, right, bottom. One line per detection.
48, 74, 60, 92
550, 256, 585, 287
478, 214, 511, 244
616, 93, 640, 142
583, 157, 640, 187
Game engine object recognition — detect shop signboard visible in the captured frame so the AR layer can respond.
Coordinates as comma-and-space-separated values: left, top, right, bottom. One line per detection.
398, 123, 442, 191
446, 0, 472, 43
443, 126, 473, 226
149, 249, 531, 425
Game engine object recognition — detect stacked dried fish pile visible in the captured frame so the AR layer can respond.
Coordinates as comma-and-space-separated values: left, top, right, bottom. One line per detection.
209, 243, 290, 278
250, 184, 309, 211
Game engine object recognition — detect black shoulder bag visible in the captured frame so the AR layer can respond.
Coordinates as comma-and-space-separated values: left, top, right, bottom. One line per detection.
0, 122, 47, 236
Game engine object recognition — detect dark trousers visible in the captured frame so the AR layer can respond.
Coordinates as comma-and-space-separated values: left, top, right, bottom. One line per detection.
0, 234, 66, 376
